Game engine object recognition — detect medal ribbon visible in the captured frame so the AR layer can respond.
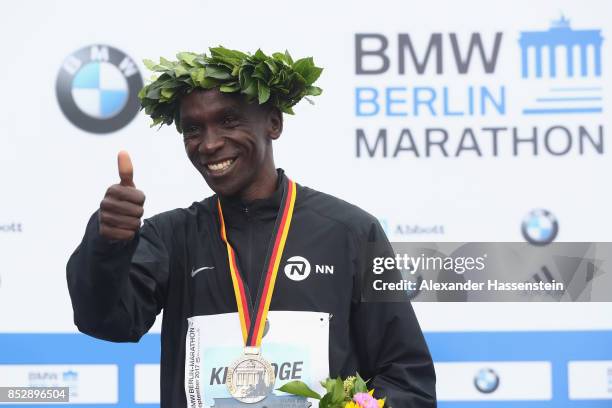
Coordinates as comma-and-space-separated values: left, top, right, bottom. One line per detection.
217, 178, 297, 347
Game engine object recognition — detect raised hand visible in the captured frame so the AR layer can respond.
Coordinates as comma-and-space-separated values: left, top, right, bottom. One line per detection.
98, 151, 146, 241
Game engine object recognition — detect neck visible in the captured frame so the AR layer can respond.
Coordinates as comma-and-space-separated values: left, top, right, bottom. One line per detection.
239, 161, 278, 202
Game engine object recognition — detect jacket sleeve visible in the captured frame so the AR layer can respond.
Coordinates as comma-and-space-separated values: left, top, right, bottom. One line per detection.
66, 210, 170, 342
350, 220, 436, 408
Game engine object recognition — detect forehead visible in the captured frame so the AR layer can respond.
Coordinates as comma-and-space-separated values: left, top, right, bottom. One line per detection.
179, 88, 250, 120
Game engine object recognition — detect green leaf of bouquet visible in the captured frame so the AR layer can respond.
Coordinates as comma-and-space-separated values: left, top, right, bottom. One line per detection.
321, 378, 336, 393
319, 393, 333, 408
354, 373, 368, 394
277, 381, 321, 400
331, 378, 345, 403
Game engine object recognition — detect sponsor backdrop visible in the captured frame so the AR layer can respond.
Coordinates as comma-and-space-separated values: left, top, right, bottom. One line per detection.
1, 0, 611, 406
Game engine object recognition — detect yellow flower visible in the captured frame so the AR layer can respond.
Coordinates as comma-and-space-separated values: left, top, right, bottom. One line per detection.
368, 390, 385, 407
344, 399, 385, 408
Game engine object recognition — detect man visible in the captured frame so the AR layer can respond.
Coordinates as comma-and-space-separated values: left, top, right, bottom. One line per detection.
67, 47, 436, 407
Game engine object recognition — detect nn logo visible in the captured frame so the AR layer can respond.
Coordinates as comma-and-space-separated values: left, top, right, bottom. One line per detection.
284, 256, 334, 282
284, 256, 311, 281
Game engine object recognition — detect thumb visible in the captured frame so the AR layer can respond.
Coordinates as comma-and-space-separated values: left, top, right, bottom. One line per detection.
117, 150, 135, 187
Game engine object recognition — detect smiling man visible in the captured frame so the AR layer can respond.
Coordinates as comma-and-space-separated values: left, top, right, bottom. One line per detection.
67, 47, 436, 408
180, 88, 281, 202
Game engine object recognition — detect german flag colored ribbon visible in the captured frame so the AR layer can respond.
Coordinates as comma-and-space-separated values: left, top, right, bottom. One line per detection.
217, 178, 297, 347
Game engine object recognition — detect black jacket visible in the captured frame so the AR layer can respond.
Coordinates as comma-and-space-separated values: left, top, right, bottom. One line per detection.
66, 171, 436, 407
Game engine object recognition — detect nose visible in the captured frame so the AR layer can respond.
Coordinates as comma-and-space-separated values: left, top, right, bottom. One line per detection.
198, 130, 225, 155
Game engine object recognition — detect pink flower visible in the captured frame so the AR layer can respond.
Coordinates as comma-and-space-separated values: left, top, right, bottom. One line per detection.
352, 392, 380, 408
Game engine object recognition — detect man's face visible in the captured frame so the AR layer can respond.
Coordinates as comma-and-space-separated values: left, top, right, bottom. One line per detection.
179, 88, 280, 197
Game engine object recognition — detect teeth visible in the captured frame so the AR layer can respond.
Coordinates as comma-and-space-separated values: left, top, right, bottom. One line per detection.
207, 159, 234, 171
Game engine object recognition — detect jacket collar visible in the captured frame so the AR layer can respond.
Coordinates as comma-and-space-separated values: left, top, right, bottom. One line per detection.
217, 169, 286, 226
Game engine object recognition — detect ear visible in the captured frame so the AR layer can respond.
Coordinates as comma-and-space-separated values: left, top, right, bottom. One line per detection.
267, 107, 283, 140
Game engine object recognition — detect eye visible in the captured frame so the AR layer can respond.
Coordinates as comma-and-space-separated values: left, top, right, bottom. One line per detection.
221, 115, 238, 128
183, 125, 200, 139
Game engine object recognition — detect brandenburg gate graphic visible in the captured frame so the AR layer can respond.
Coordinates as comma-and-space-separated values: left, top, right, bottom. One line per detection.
235, 362, 266, 389
519, 16, 603, 78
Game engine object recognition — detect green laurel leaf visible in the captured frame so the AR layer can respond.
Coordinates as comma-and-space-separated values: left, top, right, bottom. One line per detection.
138, 46, 323, 130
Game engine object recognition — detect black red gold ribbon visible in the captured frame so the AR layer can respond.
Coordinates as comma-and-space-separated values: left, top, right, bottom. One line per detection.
217, 178, 297, 347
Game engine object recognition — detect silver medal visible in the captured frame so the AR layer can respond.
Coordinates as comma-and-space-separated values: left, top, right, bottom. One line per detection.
226, 347, 276, 403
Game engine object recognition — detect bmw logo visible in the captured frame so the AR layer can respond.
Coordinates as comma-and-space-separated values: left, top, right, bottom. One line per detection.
56, 45, 143, 134
474, 368, 500, 394
521, 209, 559, 246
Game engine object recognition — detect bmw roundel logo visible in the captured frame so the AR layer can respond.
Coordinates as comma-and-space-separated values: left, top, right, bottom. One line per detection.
474, 368, 500, 394
56, 45, 143, 134
521, 209, 559, 246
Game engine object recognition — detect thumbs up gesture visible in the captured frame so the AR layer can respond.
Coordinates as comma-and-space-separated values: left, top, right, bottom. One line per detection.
99, 151, 146, 241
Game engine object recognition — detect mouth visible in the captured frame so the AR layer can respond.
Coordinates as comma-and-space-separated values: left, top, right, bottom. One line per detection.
204, 157, 237, 176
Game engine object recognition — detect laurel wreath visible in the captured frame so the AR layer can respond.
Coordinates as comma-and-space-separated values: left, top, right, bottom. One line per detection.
138, 46, 323, 131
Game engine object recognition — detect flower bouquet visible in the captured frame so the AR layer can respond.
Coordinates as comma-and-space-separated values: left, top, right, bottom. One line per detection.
278, 374, 388, 408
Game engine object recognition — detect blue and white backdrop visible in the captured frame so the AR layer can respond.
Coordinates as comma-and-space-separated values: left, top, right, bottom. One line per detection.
1, 0, 611, 406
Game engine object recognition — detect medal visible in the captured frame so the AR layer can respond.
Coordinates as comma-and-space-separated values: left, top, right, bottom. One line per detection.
225, 347, 276, 403
217, 178, 297, 403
